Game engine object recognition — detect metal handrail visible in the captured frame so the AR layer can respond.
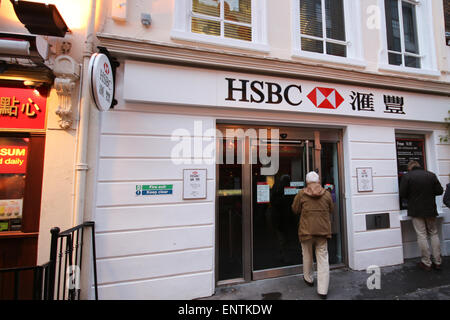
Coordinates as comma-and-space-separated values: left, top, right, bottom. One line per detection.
0, 221, 98, 300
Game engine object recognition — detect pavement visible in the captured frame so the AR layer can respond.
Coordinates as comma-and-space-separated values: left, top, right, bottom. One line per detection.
201, 257, 450, 300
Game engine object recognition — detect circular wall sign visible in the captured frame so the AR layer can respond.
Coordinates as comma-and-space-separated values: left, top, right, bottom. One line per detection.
88, 53, 114, 111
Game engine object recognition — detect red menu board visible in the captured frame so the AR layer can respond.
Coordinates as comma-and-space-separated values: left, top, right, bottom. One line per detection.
0, 87, 47, 130
0, 145, 28, 174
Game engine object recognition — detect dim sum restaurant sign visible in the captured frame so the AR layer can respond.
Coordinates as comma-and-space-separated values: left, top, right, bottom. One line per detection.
0, 146, 28, 174
0, 87, 48, 131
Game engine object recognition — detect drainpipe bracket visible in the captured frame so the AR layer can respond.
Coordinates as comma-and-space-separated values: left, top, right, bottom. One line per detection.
76, 163, 89, 171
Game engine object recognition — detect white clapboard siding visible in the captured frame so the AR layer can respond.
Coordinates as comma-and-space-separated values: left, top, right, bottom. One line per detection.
350, 142, 397, 160
96, 180, 215, 207
98, 159, 215, 181
438, 160, 450, 175
347, 125, 395, 143
95, 111, 216, 300
436, 145, 450, 161
96, 202, 214, 233
354, 246, 403, 270
97, 272, 214, 300
100, 135, 214, 158
350, 159, 398, 177
96, 225, 214, 259
346, 125, 402, 270
351, 176, 398, 195
101, 111, 215, 136
354, 228, 402, 252
352, 194, 400, 213
97, 248, 213, 284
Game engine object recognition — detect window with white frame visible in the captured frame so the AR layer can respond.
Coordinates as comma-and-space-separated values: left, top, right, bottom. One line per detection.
172, 0, 268, 52
292, 0, 365, 66
384, 0, 421, 68
299, 0, 347, 57
191, 0, 252, 41
379, 0, 438, 74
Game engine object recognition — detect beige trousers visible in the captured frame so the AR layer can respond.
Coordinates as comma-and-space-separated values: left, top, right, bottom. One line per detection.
301, 236, 329, 295
412, 217, 442, 267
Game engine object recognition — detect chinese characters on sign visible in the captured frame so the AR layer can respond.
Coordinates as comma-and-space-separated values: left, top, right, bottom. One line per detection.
350, 91, 375, 112
0, 87, 48, 130
1, 97, 41, 118
384, 96, 405, 114
349, 91, 406, 115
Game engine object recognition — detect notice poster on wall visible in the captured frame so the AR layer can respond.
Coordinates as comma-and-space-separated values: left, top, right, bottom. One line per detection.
257, 182, 270, 204
183, 169, 207, 200
396, 137, 426, 210
396, 138, 426, 174
356, 167, 373, 192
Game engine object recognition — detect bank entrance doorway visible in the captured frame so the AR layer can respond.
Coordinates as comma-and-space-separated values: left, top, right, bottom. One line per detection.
217, 124, 345, 284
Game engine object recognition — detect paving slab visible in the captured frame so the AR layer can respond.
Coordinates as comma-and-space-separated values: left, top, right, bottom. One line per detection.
201, 257, 450, 300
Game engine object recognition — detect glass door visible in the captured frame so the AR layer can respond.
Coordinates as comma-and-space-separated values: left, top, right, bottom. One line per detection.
216, 125, 345, 284
251, 140, 314, 279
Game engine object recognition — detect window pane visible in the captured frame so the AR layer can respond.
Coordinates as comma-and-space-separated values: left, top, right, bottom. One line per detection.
326, 42, 346, 57
301, 37, 324, 53
402, 2, 419, 54
0, 137, 28, 232
224, 23, 252, 41
325, 0, 346, 41
405, 55, 421, 68
193, 0, 220, 17
385, 0, 401, 52
192, 17, 221, 36
224, 0, 251, 24
300, 0, 323, 38
388, 52, 402, 65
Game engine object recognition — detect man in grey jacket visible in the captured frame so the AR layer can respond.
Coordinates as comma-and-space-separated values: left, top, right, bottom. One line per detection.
399, 161, 444, 271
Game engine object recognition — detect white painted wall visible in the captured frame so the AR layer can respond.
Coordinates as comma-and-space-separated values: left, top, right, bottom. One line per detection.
344, 125, 404, 270
94, 110, 216, 300
97, 0, 450, 81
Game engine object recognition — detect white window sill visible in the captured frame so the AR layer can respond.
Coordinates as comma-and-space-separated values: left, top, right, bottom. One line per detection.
292, 50, 367, 69
171, 30, 270, 53
378, 63, 441, 77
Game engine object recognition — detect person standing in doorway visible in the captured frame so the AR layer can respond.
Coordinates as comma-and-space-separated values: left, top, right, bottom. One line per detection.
399, 161, 444, 271
292, 171, 333, 299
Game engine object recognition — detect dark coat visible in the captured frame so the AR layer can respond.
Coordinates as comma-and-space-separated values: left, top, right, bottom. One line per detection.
399, 167, 443, 217
444, 183, 450, 209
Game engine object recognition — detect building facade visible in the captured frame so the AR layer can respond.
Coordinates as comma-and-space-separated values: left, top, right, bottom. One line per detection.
1, 0, 450, 300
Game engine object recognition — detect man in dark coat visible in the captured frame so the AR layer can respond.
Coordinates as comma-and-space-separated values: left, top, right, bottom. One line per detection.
399, 161, 444, 271
444, 182, 450, 209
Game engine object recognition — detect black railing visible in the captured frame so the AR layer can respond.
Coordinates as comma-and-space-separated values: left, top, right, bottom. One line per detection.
0, 263, 51, 300
0, 221, 98, 300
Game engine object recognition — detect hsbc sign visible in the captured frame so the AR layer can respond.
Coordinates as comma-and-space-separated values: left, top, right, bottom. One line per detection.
225, 79, 347, 111
307, 87, 344, 109
123, 61, 449, 123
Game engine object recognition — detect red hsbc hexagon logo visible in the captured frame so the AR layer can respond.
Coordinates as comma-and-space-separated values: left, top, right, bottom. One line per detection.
104, 62, 110, 75
307, 87, 344, 109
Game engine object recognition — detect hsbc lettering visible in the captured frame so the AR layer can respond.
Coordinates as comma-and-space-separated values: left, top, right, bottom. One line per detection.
225, 78, 302, 106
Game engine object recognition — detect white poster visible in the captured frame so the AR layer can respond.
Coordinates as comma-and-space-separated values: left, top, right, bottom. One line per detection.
257, 183, 270, 204
357, 167, 373, 192
183, 169, 207, 199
